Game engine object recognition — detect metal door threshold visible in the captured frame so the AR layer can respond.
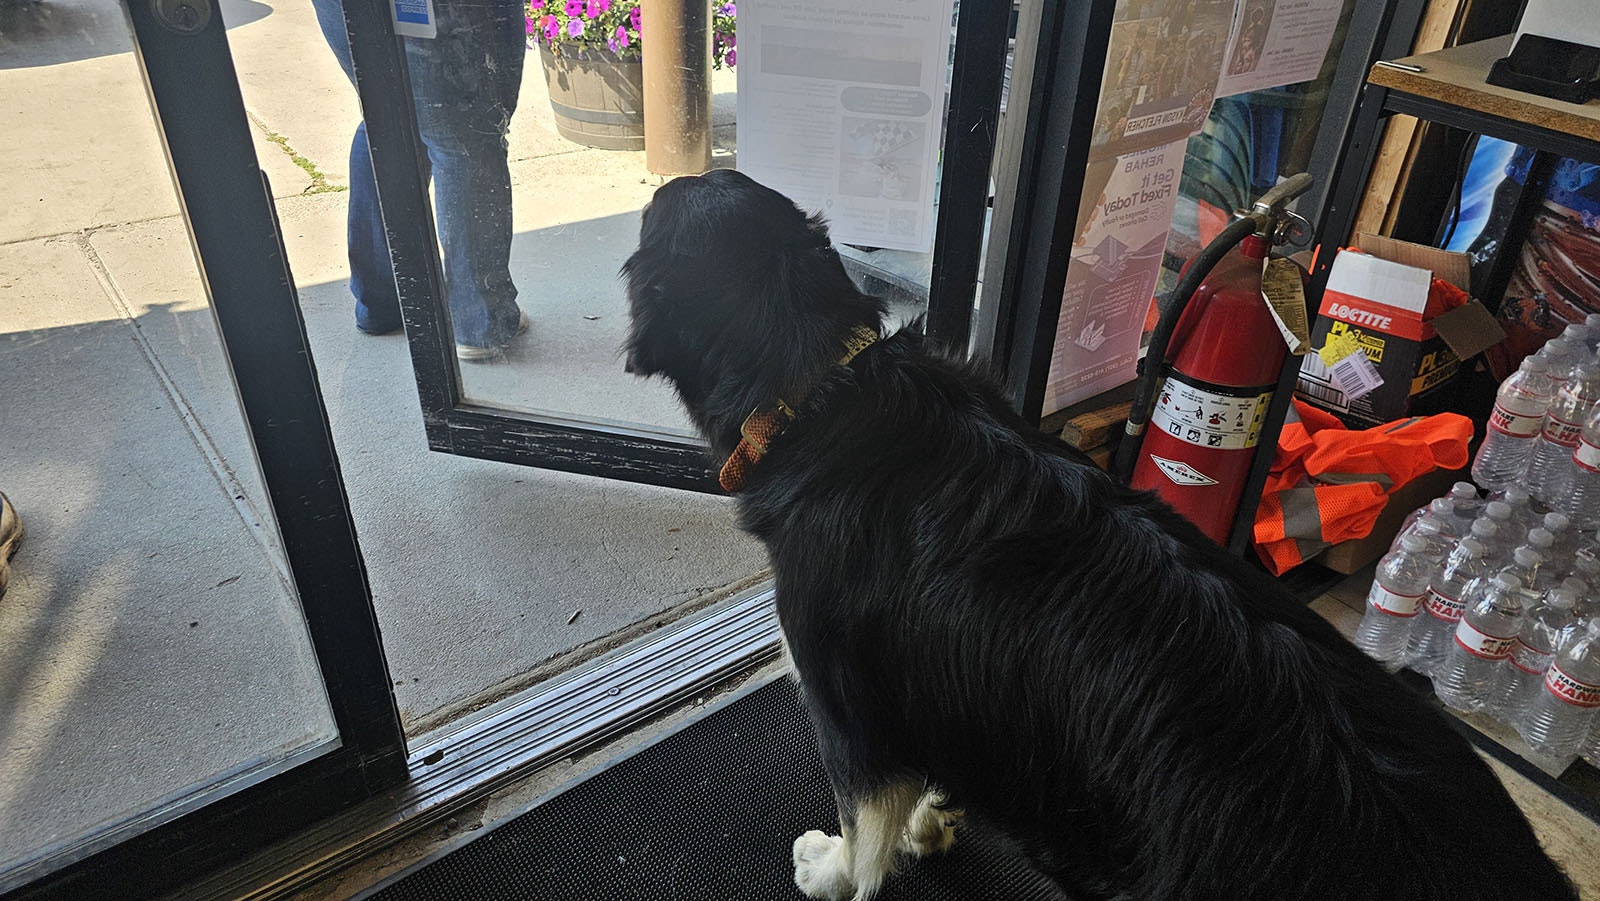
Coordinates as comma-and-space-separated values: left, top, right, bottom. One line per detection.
173, 584, 782, 901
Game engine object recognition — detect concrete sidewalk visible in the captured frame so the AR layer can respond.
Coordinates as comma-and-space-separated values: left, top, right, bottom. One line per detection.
0, 0, 764, 875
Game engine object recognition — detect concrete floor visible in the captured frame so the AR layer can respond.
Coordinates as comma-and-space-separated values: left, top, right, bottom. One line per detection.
0, 0, 769, 879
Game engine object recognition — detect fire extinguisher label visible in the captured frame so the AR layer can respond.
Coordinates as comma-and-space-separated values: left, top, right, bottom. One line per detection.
1148, 455, 1219, 486
1149, 374, 1274, 451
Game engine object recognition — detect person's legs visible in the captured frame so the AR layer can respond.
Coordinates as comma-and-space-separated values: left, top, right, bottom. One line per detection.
346, 122, 405, 335
312, 0, 404, 335
405, 0, 526, 353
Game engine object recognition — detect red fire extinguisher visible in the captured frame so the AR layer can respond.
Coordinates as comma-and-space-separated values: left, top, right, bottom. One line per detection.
1115, 174, 1313, 545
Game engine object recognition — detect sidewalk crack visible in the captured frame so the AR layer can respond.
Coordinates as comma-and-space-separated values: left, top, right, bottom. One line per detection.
247, 111, 346, 195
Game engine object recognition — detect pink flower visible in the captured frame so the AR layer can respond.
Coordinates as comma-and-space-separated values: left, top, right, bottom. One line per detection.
542, 14, 559, 40
629, 6, 641, 31
725, 48, 735, 66
565, 0, 582, 15
586, 0, 601, 16
529, 0, 545, 7
567, 17, 584, 37
614, 24, 629, 48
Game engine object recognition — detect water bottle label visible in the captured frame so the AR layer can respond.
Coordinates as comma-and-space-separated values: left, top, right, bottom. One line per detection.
1541, 413, 1583, 448
1510, 639, 1556, 675
1543, 664, 1600, 708
1423, 588, 1465, 622
1367, 584, 1423, 617
1577, 438, 1600, 474
1453, 619, 1516, 660
1489, 404, 1543, 438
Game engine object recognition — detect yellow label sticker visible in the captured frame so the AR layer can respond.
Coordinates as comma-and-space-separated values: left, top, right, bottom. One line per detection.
1318, 329, 1364, 367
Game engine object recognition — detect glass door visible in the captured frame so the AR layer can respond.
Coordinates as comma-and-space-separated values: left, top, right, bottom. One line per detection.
335, 0, 1012, 487
0, 2, 405, 896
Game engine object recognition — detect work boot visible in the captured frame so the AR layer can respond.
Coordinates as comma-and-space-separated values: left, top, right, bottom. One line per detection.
0, 491, 20, 599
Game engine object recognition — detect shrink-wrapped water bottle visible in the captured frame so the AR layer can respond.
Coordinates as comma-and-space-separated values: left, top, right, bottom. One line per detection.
1538, 333, 1586, 379
1405, 538, 1494, 675
1489, 484, 1542, 534
1558, 405, 1600, 529
1582, 718, 1600, 767
1518, 620, 1600, 759
1455, 519, 1502, 569
1584, 313, 1600, 351
1355, 535, 1437, 667
1392, 499, 1456, 553
1526, 361, 1600, 504
1486, 584, 1578, 722
1433, 573, 1527, 713
1446, 482, 1483, 531
1475, 356, 1558, 489
1512, 529, 1557, 596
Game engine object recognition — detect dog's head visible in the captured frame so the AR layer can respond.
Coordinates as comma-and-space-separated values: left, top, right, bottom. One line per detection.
621, 169, 885, 438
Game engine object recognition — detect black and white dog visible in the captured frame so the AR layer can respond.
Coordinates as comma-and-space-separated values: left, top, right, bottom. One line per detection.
622, 168, 1576, 901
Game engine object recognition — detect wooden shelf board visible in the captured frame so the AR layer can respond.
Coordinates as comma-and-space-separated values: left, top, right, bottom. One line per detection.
1368, 34, 1600, 146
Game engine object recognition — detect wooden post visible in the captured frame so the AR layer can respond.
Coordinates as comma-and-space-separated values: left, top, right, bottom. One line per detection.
642, 0, 712, 175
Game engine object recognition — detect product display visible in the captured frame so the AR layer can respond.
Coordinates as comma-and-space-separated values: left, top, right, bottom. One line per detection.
1356, 324, 1600, 765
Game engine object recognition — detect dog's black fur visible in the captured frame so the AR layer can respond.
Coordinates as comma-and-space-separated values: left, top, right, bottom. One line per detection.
622, 168, 1576, 900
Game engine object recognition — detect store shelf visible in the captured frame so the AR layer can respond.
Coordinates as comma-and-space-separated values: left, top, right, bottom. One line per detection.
1367, 35, 1600, 165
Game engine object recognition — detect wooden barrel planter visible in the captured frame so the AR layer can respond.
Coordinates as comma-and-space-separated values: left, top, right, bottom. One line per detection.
539, 44, 645, 151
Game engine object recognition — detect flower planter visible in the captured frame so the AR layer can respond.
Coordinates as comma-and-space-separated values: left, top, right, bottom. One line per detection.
538, 44, 645, 151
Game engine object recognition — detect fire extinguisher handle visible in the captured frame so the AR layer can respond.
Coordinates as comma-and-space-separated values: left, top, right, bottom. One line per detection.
1248, 173, 1314, 231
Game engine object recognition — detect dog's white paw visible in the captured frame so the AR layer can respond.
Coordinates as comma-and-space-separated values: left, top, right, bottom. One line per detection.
793, 830, 855, 900
901, 793, 960, 857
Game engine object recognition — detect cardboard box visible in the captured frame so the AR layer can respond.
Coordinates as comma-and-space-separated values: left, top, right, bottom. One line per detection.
1296, 234, 1503, 428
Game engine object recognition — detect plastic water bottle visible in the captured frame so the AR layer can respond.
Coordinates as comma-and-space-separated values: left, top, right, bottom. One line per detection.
1446, 482, 1484, 531
1355, 535, 1437, 667
1433, 573, 1526, 713
1518, 620, 1600, 759
1474, 355, 1558, 489
1521, 526, 1561, 591
1391, 499, 1457, 553
1387, 518, 1449, 564
1498, 538, 1547, 588
1582, 719, 1600, 767
1538, 334, 1586, 379
1485, 583, 1578, 721
1489, 484, 1542, 535
1536, 511, 1576, 569
1558, 406, 1600, 529
1460, 519, 1504, 569
1405, 538, 1494, 675
1525, 361, 1600, 504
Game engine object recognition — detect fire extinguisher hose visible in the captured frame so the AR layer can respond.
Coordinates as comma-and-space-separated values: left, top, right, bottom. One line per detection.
1111, 214, 1260, 485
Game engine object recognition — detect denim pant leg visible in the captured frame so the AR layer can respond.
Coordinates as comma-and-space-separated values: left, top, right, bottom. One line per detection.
405, 0, 527, 348
312, 0, 405, 334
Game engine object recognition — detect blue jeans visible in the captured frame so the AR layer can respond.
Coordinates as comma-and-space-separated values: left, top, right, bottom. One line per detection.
312, 0, 525, 347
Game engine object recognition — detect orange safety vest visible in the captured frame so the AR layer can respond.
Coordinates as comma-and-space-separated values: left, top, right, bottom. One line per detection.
1253, 400, 1473, 575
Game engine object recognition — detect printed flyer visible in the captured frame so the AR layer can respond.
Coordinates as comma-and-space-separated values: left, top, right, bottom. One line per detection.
1043, 140, 1187, 413
736, 0, 957, 251
1215, 0, 1343, 98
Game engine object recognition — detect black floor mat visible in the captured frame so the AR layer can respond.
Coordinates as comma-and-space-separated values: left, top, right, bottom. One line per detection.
366, 677, 1073, 900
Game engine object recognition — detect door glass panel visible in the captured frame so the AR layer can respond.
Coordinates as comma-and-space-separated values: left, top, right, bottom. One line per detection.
221, 0, 973, 736
226, 0, 772, 736
0, 0, 336, 883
